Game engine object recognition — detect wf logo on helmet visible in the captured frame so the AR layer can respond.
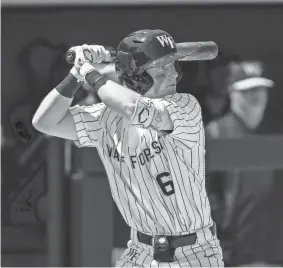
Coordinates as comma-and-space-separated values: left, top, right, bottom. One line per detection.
156, 35, 175, 49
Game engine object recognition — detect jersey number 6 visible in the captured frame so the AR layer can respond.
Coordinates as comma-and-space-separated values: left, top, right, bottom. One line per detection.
156, 172, 175, 196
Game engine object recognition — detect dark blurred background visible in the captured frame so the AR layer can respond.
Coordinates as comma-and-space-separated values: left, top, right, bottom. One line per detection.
1, 1, 283, 267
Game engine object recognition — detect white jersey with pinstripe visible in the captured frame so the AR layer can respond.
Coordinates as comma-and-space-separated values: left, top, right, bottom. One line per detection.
69, 93, 213, 236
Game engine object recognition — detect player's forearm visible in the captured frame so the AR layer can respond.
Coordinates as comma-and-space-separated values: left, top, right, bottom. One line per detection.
97, 80, 141, 120
84, 65, 141, 120
32, 90, 72, 130
32, 74, 81, 131
99, 63, 121, 84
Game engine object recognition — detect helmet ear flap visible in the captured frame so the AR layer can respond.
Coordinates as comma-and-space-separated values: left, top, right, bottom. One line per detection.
115, 51, 154, 95
118, 72, 153, 95
138, 71, 154, 94
115, 51, 138, 76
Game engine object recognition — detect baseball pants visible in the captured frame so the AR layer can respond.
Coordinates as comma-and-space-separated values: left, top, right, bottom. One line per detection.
116, 225, 224, 267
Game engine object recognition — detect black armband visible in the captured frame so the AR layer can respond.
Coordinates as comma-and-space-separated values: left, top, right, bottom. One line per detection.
85, 70, 108, 94
55, 74, 83, 98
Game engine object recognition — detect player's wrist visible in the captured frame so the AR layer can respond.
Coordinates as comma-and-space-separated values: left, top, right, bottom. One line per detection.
55, 73, 83, 98
84, 64, 109, 94
79, 62, 96, 79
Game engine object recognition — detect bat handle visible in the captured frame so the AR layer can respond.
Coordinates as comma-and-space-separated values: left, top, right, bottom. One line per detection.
65, 48, 116, 64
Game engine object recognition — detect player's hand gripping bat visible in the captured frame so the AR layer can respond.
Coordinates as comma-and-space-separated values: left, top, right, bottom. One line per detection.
65, 41, 218, 65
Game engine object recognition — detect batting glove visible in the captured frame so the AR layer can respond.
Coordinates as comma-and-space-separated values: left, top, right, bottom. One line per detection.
70, 44, 110, 68
70, 66, 85, 82
82, 44, 111, 64
67, 45, 93, 82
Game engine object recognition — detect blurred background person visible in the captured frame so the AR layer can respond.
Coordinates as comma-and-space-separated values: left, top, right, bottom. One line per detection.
206, 60, 274, 137
205, 60, 283, 267
204, 48, 240, 124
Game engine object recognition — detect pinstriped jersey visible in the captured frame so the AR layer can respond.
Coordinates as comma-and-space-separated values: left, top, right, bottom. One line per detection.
69, 93, 213, 235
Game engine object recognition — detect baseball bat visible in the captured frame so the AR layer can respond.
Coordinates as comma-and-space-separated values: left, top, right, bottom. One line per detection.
65, 41, 218, 64
176, 41, 218, 61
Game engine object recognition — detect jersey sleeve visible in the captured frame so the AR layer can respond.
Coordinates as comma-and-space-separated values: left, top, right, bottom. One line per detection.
69, 102, 105, 148
130, 93, 203, 151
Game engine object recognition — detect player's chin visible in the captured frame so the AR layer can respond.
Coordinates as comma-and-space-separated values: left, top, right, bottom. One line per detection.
150, 84, 176, 98
165, 84, 177, 93
167, 84, 176, 89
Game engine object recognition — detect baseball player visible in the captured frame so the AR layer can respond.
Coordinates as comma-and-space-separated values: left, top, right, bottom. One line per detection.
33, 29, 223, 267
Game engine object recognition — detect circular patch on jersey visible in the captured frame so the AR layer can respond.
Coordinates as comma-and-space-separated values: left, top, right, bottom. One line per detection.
153, 112, 163, 129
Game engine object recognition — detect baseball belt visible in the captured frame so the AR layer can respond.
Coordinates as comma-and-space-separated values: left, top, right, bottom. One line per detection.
137, 222, 216, 248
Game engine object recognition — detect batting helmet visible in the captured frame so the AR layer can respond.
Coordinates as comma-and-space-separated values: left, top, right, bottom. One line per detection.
115, 29, 183, 95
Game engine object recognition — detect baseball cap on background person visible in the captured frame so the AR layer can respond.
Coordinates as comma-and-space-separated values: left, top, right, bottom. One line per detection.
227, 61, 274, 92
228, 61, 275, 130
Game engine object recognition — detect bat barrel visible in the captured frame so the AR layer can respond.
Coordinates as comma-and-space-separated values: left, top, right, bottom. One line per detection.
177, 41, 218, 61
